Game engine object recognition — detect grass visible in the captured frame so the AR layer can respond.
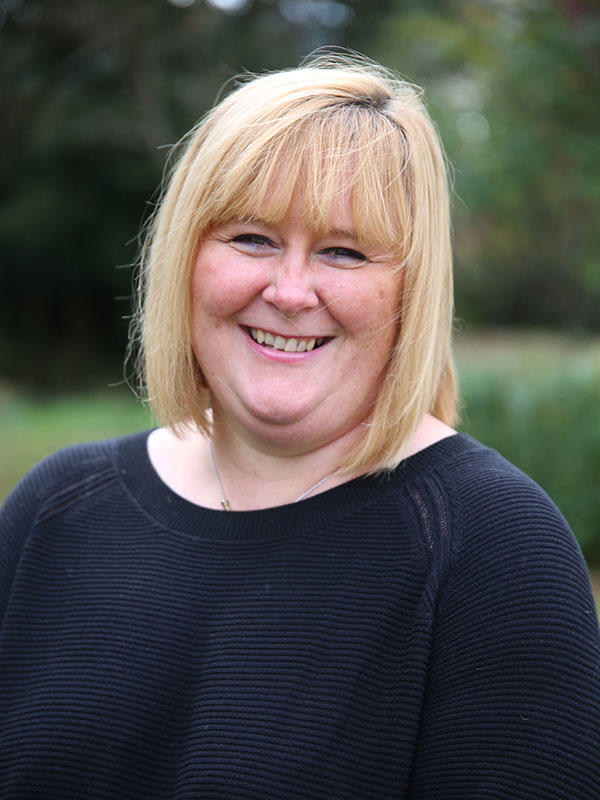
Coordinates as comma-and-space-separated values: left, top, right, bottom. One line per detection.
0, 384, 151, 501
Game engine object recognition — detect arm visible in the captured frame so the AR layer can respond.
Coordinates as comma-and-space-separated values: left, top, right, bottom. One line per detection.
409, 474, 600, 799
0, 441, 111, 625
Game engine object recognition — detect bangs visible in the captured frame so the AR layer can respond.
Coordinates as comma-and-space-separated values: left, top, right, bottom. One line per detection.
204, 104, 413, 257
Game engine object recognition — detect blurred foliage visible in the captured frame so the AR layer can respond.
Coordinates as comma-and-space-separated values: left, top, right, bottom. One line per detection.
0, 0, 599, 389
376, 0, 600, 331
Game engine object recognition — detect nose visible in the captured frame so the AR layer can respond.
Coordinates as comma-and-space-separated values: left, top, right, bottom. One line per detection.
262, 249, 320, 317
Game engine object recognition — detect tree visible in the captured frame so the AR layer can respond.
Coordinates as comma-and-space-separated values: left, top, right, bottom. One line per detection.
374, 0, 600, 329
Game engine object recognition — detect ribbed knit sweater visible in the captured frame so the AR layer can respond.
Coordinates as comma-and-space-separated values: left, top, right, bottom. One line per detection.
1, 430, 599, 799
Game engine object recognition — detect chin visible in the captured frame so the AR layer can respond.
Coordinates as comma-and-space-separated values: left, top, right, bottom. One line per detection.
237, 400, 329, 444
247, 404, 313, 428
236, 388, 318, 425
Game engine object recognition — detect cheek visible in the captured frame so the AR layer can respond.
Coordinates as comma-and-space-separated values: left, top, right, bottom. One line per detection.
191, 268, 234, 326
191, 256, 264, 322
351, 277, 401, 346
190, 274, 215, 337
362, 293, 401, 372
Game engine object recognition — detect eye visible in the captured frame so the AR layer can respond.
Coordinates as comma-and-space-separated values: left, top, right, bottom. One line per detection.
321, 246, 368, 267
230, 233, 275, 250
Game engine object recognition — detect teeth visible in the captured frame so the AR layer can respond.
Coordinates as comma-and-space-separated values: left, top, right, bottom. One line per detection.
248, 328, 326, 353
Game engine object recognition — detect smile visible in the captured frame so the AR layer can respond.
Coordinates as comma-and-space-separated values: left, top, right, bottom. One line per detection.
246, 327, 329, 353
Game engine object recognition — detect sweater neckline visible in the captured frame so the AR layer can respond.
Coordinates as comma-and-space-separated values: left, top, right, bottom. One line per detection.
115, 429, 478, 541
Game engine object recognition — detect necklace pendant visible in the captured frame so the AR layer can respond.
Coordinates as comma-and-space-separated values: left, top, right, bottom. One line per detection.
221, 499, 231, 512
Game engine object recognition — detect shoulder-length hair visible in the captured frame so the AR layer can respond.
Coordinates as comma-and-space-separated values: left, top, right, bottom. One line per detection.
133, 52, 457, 474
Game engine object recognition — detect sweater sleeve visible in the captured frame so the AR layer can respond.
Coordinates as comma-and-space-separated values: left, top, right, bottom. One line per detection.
0, 459, 51, 625
408, 463, 600, 799
0, 441, 115, 628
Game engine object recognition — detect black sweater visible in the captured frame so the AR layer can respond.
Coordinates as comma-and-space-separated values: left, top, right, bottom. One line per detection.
1, 431, 599, 799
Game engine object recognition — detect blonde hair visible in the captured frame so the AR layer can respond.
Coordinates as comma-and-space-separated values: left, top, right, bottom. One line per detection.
133, 52, 457, 473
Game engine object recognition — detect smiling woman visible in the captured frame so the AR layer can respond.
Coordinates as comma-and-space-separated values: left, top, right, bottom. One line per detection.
1, 53, 599, 799
139, 58, 456, 489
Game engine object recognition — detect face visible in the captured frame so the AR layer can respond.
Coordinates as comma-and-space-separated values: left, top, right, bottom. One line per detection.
190, 194, 402, 456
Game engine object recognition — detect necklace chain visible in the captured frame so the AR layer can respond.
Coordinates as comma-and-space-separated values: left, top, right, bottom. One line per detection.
209, 442, 337, 511
208, 443, 232, 511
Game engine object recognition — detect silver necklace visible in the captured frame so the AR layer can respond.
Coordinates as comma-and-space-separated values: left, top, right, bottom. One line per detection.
209, 442, 337, 511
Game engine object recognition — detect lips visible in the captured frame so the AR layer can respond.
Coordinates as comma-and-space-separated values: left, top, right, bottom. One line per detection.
246, 327, 329, 353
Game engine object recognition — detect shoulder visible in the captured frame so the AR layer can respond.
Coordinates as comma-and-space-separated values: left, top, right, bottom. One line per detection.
2, 430, 151, 519
0, 431, 152, 597
407, 432, 575, 540
438, 434, 578, 556
394, 432, 593, 602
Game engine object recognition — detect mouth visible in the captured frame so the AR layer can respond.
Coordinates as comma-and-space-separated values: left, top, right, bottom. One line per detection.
245, 327, 330, 353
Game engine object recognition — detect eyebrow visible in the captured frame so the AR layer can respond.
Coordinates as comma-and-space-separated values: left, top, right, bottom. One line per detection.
326, 227, 359, 241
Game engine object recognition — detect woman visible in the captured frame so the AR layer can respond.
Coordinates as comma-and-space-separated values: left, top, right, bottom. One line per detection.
1, 54, 598, 798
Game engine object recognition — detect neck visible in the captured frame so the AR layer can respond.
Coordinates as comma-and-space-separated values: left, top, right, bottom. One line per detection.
207, 421, 363, 511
